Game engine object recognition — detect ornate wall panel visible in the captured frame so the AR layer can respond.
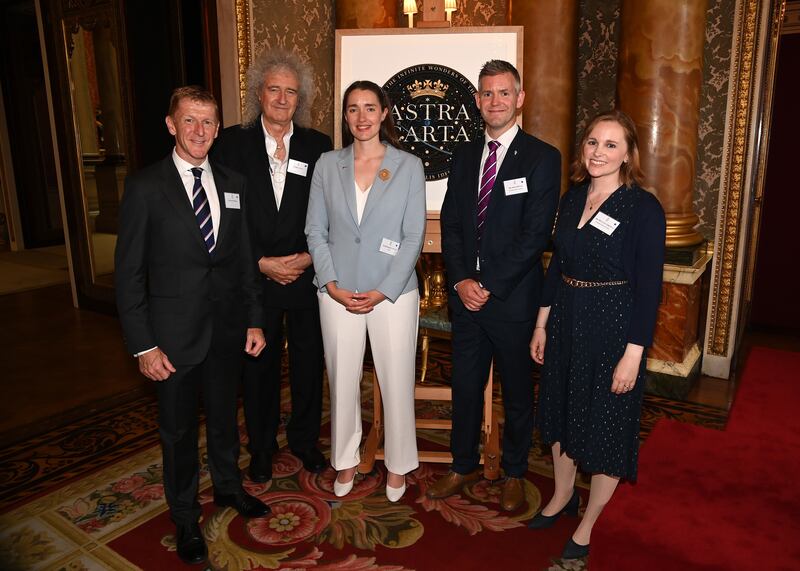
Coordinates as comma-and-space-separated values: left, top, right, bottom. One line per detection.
695, 0, 736, 240
450, 0, 509, 26
574, 0, 621, 137
244, 0, 335, 137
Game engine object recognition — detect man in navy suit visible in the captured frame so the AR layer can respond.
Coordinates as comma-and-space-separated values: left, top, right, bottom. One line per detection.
212, 51, 332, 482
428, 60, 561, 511
115, 86, 269, 565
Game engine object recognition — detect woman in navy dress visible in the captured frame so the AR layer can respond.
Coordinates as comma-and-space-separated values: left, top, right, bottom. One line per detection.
528, 110, 666, 560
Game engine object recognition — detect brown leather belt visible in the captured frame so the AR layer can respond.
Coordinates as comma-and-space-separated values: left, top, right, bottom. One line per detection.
562, 275, 628, 288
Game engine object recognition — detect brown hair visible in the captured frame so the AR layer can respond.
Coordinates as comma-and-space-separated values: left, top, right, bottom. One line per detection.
478, 59, 521, 92
570, 109, 645, 188
167, 86, 219, 121
341, 80, 402, 149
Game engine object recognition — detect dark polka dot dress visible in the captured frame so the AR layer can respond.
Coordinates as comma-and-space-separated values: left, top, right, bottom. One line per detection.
537, 184, 647, 481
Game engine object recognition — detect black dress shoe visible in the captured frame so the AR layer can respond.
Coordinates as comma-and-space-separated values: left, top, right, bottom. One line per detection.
213, 492, 270, 518
528, 488, 580, 529
292, 447, 326, 473
562, 537, 590, 559
176, 523, 207, 565
248, 450, 273, 483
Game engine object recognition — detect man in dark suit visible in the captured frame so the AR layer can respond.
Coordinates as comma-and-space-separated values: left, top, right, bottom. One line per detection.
428, 60, 561, 511
212, 51, 332, 482
115, 86, 269, 566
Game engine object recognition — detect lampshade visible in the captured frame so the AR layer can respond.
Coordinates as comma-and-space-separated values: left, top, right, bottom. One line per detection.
403, 0, 418, 15
444, 0, 457, 10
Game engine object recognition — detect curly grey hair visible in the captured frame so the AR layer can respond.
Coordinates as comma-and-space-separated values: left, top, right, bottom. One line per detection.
242, 50, 315, 127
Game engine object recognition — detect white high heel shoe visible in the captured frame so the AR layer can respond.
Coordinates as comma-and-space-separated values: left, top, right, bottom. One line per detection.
386, 477, 406, 502
334, 472, 355, 497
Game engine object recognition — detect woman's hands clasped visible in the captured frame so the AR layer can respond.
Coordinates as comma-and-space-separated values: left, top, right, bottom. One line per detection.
326, 282, 386, 314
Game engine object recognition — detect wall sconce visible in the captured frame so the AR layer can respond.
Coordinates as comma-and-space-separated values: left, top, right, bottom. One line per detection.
403, 0, 418, 28
444, 0, 457, 23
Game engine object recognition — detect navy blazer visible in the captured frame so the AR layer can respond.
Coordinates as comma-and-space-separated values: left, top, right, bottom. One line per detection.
441, 128, 561, 321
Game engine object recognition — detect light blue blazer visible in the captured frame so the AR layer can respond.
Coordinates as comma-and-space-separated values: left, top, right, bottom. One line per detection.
305, 143, 426, 302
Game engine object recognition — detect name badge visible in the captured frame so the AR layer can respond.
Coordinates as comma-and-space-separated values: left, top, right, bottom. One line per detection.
379, 237, 400, 256
503, 177, 528, 196
224, 192, 241, 209
288, 159, 309, 177
589, 211, 621, 235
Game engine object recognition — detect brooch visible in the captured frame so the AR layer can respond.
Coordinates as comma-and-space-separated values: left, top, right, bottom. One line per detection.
379, 169, 391, 181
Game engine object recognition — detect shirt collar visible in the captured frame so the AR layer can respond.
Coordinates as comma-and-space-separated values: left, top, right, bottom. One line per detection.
485, 123, 519, 149
261, 118, 294, 144
172, 149, 211, 174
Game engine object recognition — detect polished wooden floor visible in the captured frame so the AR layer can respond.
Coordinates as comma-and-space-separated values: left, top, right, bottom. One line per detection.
0, 284, 152, 447
2, 283, 797, 449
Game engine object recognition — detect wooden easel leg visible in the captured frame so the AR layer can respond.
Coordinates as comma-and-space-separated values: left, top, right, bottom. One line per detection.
359, 369, 383, 474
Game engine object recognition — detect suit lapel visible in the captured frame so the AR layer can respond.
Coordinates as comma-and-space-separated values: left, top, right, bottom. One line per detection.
360, 144, 401, 225
281, 126, 309, 215
211, 161, 230, 251
337, 146, 360, 230
246, 123, 278, 216
161, 157, 207, 252
468, 136, 485, 233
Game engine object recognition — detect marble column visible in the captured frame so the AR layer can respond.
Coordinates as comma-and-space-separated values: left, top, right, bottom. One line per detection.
336, 0, 397, 29
617, 0, 707, 247
509, 0, 578, 196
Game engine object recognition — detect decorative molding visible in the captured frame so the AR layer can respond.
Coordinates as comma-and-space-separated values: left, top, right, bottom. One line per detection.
235, 0, 251, 120
64, 0, 110, 13
784, 0, 800, 33
706, 0, 760, 357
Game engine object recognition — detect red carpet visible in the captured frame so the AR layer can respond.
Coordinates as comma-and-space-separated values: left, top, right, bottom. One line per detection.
591, 347, 800, 570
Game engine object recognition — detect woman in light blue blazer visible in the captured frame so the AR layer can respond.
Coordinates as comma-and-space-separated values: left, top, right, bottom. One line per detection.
306, 80, 426, 502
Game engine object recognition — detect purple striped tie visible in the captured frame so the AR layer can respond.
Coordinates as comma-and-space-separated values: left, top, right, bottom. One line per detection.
190, 167, 215, 253
477, 140, 500, 240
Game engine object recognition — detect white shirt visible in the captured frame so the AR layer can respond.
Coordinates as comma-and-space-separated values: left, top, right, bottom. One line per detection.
172, 150, 220, 240
355, 181, 372, 225
262, 118, 293, 209
476, 123, 519, 196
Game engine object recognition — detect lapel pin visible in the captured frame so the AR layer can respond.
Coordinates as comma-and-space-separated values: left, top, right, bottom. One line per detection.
514, 150, 518, 156
379, 169, 391, 181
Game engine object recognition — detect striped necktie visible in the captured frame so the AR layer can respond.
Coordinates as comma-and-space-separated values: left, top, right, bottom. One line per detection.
477, 140, 500, 240
190, 167, 215, 253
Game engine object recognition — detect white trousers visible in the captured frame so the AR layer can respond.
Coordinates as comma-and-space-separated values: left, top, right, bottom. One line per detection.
318, 289, 420, 475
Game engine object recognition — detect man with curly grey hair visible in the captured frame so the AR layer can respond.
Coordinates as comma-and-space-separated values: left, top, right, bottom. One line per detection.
213, 50, 332, 483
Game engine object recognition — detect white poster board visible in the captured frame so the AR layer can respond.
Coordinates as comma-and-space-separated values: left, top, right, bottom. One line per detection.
336, 27, 523, 212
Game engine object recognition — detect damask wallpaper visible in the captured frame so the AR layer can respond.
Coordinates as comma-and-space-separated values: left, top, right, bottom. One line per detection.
694, 0, 734, 240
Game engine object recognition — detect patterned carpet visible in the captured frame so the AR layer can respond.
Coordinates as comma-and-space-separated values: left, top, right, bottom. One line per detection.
0, 340, 727, 570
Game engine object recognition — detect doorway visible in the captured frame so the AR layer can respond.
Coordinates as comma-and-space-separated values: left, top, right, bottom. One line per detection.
0, 0, 62, 250
749, 31, 800, 335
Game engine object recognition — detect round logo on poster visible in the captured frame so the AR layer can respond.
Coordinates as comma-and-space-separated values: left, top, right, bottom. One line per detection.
383, 63, 484, 181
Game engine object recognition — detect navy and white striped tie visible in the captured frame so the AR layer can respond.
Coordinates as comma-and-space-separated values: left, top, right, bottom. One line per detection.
190, 167, 215, 253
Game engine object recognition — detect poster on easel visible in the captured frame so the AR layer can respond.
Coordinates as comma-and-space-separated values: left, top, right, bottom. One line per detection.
336, 27, 523, 212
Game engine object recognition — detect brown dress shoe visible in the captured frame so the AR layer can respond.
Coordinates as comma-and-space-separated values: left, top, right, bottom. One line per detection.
500, 477, 525, 511
426, 469, 482, 499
